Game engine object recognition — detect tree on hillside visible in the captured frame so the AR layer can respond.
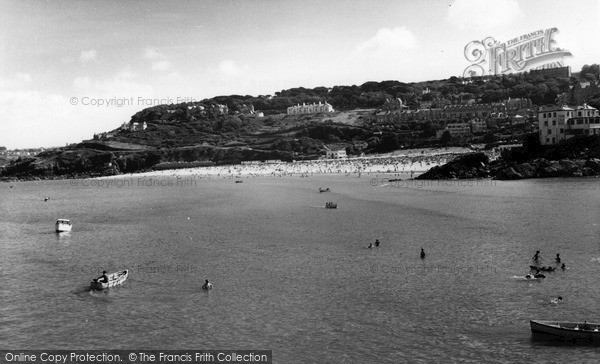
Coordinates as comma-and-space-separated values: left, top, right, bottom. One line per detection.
440, 130, 452, 145
481, 89, 507, 103
583, 73, 598, 84
522, 133, 542, 156
312, 87, 330, 96
587, 96, 600, 110
580, 64, 600, 80
483, 132, 496, 144
360, 81, 382, 92
419, 121, 438, 138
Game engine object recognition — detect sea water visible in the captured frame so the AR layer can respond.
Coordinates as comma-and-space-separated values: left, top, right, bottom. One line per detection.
1, 175, 599, 362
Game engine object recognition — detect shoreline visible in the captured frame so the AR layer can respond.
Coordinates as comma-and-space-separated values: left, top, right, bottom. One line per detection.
100, 147, 476, 180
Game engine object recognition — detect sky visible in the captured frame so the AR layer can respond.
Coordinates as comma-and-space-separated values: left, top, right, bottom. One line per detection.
1, 0, 600, 149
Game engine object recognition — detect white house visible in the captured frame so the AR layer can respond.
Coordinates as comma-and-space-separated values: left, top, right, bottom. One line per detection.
564, 104, 600, 141
129, 121, 147, 131
325, 149, 347, 159
287, 101, 334, 115
538, 105, 573, 145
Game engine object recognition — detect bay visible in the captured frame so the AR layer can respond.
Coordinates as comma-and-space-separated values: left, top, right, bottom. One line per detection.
1, 175, 599, 362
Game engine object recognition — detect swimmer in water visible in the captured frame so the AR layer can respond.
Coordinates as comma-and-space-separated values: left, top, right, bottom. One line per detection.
202, 279, 213, 290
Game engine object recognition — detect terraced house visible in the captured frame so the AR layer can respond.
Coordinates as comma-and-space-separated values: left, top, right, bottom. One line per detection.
287, 101, 334, 115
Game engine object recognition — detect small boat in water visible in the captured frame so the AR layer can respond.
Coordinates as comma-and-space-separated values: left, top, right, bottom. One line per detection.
319, 187, 330, 193
511, 273, 544, 281
90, 270, 129, 290
55, 219, 72, 232
530, 265, 556, 272
530, 320, 600, 342
325, 202, 337, 209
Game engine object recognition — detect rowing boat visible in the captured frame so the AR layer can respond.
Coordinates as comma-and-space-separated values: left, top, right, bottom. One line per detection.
55, 219, 72, 232
511, 274, 544, 281
90, 270, 129, 290
530, 320, 600, 342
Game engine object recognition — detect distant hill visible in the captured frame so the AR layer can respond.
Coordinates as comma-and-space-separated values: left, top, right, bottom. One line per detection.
2, 65, 599, 180
204, 64, 600, 112
1, 110, 382, 180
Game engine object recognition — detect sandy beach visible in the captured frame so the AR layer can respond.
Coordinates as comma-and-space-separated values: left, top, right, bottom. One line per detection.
102, 147, 481, 180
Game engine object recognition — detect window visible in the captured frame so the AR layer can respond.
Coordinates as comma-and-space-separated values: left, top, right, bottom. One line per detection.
560, 128, 564, 134
553, 112, 556, 117
547, 129, 552, 134
552, 120, 556, 125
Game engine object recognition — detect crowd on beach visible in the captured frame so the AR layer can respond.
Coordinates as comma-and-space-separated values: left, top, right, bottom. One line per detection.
122, 147, 483, 180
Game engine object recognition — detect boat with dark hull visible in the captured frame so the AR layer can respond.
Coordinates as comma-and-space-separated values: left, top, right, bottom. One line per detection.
530, 320, 600, 342
325, 202, 337, 209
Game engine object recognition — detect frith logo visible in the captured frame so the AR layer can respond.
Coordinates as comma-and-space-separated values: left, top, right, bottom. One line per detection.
463, 27, 572, 77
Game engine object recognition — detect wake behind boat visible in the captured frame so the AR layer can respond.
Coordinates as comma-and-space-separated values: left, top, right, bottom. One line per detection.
531, 320, 600, 342
90, 270, 129, 290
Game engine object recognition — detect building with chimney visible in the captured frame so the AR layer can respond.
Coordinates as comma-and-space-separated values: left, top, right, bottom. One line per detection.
287, 101, 334, 115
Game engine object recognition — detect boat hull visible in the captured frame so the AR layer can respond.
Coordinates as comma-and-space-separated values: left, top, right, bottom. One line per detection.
531, 320, 600, 342
90, 270, 129, 290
